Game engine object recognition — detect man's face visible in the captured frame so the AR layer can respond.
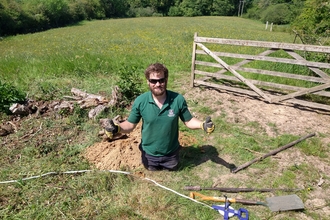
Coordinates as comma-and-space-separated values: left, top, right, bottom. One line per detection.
148, 72, 167, 97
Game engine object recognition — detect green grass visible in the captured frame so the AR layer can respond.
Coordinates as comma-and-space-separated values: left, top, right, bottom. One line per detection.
0, 17, 329, 219
0, 17, 296, 100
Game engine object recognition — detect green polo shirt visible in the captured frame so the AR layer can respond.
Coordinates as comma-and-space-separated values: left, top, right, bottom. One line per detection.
127, 90, 193, 156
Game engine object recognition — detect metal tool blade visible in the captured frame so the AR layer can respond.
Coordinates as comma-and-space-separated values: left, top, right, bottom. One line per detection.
266, 194, 304, 212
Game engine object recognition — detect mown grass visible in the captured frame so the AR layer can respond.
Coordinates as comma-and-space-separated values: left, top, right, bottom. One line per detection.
0, 17, 329, 219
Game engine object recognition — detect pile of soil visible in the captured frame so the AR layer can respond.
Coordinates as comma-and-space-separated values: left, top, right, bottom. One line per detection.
83, 123, 143, 170
83, 121, 197, 170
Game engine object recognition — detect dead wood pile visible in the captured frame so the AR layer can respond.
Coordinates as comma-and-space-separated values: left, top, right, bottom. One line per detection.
1, 87, 121, 137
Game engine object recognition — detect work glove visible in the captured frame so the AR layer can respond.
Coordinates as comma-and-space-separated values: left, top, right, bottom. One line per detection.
201, 116, 215, 134
104, 119, 120, 139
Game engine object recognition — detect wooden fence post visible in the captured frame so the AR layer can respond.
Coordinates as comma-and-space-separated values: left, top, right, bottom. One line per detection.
190, 32, 197, 88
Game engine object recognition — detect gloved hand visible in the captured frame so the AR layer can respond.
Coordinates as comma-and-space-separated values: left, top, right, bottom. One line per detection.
201, 116, 215, 134
104, 119, 120, 139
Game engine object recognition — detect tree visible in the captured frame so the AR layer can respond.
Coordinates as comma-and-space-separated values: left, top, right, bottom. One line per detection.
292, 0, 330, 45
260, 3, 292, 24
37, 0, 72, 28
127, 0, 150, 8
195, 0, 213, 16
149, 0, 175, 15
100, 0, 129, 18
0, 1, 16, 36
178, 0, 199, 17
212, 0, 235, 16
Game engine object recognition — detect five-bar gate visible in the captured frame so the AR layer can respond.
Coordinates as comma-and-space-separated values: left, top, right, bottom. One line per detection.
191, 32, 330, 111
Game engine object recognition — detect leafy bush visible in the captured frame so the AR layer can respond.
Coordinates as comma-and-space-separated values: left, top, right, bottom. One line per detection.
291, 0, 330, 46
246, 7, 261, 20
68, 0, 88, 22
101, 0, 129, 18
261, 4, 292, 25
116, 65, 145, 107
168, 6, 182, 16
0, 81, 26, 114
211, 0, 235, 16
129, 7, 154, 17
0, 0, 23, 36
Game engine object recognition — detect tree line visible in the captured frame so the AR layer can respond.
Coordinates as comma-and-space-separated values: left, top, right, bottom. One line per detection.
0, 0, 329, 45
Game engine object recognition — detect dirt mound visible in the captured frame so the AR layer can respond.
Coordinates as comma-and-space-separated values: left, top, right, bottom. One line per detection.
83, 123, 143, 170
83, 122, 198, 171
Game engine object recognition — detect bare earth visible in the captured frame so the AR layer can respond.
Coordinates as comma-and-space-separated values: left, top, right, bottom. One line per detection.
83, 87, 330, 219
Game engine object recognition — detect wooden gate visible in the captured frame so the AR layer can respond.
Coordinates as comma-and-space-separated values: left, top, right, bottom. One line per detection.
190, 32, 330, 111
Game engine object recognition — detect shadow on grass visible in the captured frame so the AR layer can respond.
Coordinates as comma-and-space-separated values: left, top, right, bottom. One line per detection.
179, 145, 237, 172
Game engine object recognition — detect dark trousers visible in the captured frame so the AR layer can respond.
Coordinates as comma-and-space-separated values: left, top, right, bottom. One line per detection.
139, 144, 180, 171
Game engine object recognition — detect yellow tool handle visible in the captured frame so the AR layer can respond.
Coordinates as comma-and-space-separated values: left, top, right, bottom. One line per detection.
190, 192, 236, 203
190, 191, 264, 206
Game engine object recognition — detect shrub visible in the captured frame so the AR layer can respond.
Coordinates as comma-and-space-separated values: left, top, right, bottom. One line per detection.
68, 1, 88, 22
261, 4, 292, 25
116, 65, 145, 107
291, 0, 330, 46
130, 7, 154, 17
0, 81, 26, 114
168, 6, 182, 16
246, 7, 261, 20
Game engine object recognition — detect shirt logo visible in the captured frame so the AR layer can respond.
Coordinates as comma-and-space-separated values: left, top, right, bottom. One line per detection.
168, 109, 175, 117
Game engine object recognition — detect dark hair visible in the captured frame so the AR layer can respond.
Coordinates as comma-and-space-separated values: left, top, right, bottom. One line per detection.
144, 63, 168, 79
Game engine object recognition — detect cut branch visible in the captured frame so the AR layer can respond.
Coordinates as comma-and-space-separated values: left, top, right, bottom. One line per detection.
231, 133, 316, 173
71, 88, 108, 102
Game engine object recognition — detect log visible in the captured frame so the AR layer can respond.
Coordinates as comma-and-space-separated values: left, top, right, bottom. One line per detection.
231, 133, 316, 173
71, 88, 107, 102
9, 103, 30, 116
88, 105, 108, 119
108, 86, 121, 106
71, 88, 89, 98
78, 98, 100, 109
8, 88, 121, 122
53, 101, 74, 113
0, 123, 15, 136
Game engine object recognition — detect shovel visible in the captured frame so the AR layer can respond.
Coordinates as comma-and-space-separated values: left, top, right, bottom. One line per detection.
190, 192, 304, 212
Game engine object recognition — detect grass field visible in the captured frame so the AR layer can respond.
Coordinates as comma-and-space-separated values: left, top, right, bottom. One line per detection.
1, 17, 329, 220
0, 17, 295, 99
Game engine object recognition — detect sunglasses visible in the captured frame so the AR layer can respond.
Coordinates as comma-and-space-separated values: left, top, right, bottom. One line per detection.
148, 78, 166, 84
